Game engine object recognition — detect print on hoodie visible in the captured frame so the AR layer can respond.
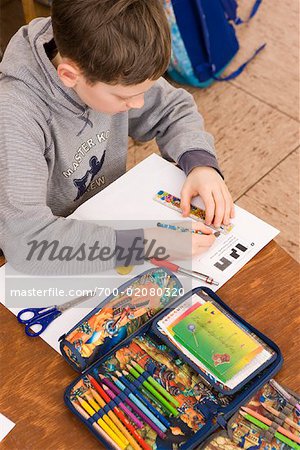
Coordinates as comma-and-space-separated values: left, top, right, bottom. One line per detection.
73, 151, 106, 201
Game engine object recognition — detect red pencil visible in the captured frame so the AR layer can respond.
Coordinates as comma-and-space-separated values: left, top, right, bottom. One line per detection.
88, 375, 152, 450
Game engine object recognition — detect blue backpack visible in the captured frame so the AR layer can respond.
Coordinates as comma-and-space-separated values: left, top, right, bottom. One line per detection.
164, 0, 265, 87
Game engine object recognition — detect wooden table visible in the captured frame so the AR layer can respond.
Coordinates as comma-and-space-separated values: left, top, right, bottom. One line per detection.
0, 242, 299, 449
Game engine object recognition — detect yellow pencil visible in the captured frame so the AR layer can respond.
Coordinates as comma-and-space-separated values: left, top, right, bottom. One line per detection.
83, 392, 129, 447
90, 388, 143, 450
72, 400, 120, 450
77, 396, 127, 449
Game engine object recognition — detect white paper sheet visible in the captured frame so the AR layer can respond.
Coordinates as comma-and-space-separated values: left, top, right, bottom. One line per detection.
0, 154, 279, 353
0, 413, 15, 442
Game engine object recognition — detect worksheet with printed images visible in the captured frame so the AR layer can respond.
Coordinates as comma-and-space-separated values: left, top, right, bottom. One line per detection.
72, 154, 279, 291
0, 154, 279, 354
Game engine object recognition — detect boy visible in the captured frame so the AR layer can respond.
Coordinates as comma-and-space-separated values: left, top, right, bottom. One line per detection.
0, 0, 234, 275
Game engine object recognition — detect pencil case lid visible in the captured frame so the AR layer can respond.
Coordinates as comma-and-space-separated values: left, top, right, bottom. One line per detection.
151, 286, 283, 396
59, 267, 183, 372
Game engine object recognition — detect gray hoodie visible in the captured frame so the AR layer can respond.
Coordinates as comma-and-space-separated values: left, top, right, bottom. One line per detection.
0, 17, 219, 275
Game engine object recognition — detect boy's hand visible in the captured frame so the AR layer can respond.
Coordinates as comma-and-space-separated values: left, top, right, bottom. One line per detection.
144, 221, 215, 261
180, 167, 235, 228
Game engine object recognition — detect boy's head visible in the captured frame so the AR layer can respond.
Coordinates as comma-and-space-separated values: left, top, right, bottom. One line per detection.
51, 0, 171, 114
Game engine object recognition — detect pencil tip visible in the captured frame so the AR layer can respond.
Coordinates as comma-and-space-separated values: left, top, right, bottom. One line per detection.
123, 369, 129, 375
115, 370, 121, 376
99, 373, 104, 379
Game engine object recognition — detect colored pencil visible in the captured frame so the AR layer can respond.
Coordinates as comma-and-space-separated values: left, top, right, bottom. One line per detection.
157, 222, 205, 235
111, 374, 167, 433
93, 391, 151, 450
71, 400, 120, 450
101, 383, 145, 430
92, 374, 143, 428
125, 371, 173, 417
117, 370, 171, 429
88, 390, 137, 448
99, 374, 166, 439
83, 391, 129, 446
126, 364, 179, 416
241, 407, 300, 444
88, 374, 143, 429
89, 388, 143, 450
270, 379, 300, 412
240, 411, 300, 449
76, 396, 127, 449
131, 361, 179, 406
90, 388, 150, 450
261, 402, 300, 432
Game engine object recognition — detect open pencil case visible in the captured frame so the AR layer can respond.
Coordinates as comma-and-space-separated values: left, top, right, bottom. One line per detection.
198, 381, 300, 449
60, 267, 283, 449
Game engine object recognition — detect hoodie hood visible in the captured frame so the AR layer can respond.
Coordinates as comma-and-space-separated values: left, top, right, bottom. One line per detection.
0, 17, 92, 128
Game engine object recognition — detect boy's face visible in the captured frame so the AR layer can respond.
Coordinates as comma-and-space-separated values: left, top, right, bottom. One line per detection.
74, 78, 155, 115
55, 56, 155, 114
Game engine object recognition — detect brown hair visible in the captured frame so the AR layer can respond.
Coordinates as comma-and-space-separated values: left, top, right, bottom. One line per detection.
51, 0, 171, 85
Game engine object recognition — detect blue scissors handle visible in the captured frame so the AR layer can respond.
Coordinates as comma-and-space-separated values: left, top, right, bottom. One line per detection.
17, 307, 61, 337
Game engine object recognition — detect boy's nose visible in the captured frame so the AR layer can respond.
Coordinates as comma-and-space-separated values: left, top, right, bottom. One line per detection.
126, 94, 144, 109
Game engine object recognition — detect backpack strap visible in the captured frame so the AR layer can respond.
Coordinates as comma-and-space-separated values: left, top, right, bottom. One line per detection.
212, 43, 266, 81
220, 0, 263, 25
194, 0, 266, 81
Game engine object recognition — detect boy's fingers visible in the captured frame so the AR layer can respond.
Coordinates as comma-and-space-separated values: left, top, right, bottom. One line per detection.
192, 221, 213, 234
192, 234, 216, 256
201, 191, 215, 225
230, 203, 235, 218
180, 186, 193, 217
198, 234, 216, 247
222, 187, 232, 225
212, 188, 225, 228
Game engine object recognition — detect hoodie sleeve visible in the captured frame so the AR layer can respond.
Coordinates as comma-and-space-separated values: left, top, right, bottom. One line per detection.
0, 98, 144, 275
128, 77, 221, 173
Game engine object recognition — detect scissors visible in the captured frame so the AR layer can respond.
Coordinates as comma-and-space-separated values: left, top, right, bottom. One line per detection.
17, 294, 93, 337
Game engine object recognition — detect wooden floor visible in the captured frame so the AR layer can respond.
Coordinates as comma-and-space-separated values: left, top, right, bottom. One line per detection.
128, 0, 300, 262
1, 0, 299, 262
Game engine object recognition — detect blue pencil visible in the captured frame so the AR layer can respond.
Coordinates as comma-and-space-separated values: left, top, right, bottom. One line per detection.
116, 370, 171, 429
110, 375, 167, 433
157, 222, 204, 234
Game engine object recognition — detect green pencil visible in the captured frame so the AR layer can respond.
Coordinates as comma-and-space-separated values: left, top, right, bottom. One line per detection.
131, 361, 179, 407
240, 411, 300, 449
126, 364, 179, 416
125, 371, 173, 417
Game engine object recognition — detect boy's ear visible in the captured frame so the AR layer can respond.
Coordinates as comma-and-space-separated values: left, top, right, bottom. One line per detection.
57, 62, 80, 88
